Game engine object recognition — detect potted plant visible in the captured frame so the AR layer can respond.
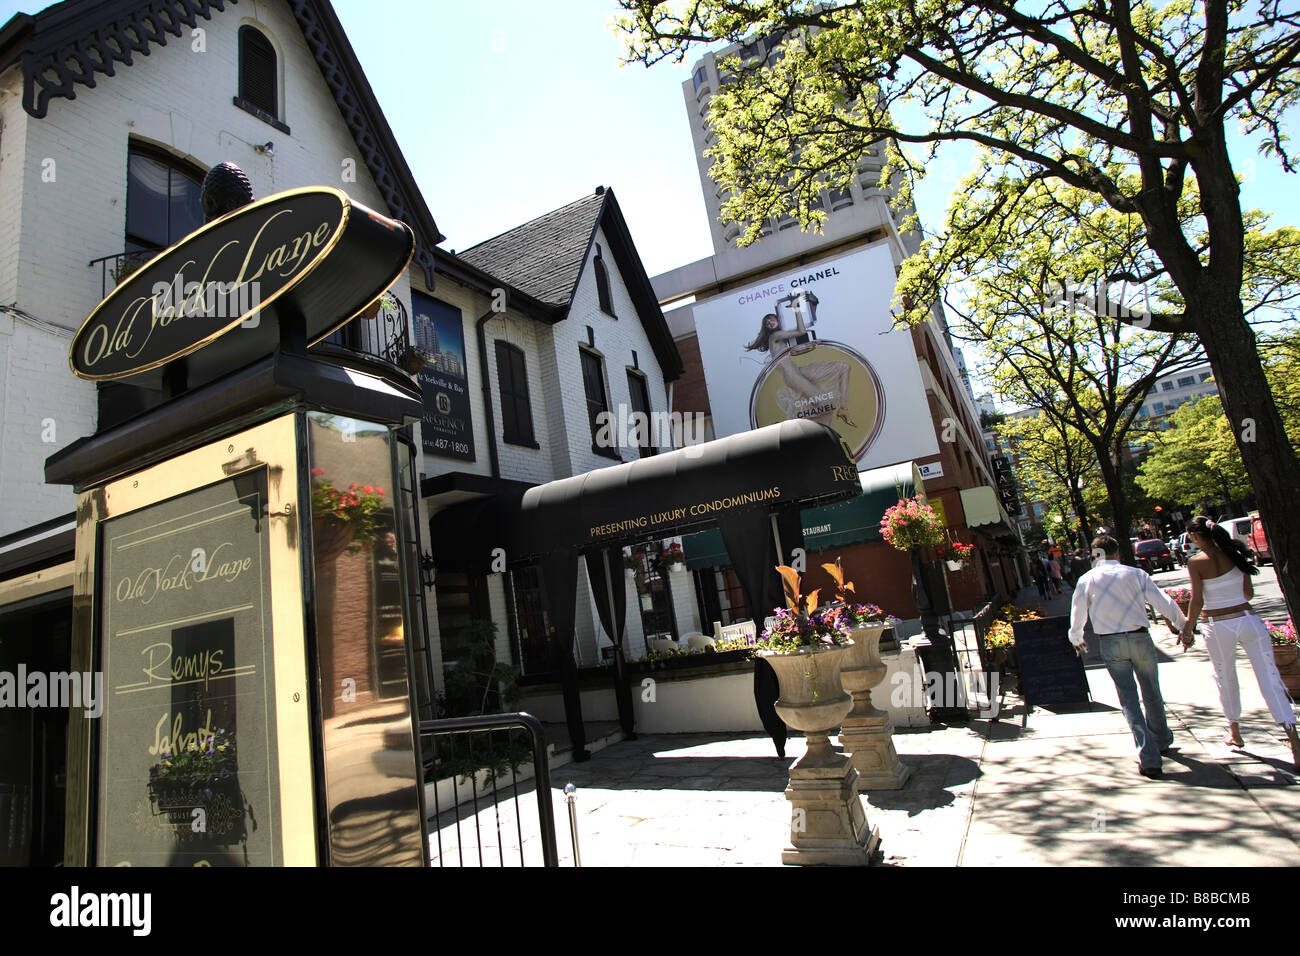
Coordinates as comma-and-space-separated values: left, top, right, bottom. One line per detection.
935, 539, 976, 573
309, 468, 388, 561
754, 566, 854, 768
820, 558, 909, 788
147, 727, 246, 846
1266, 618, 1300, 695
1165, 586, 1192, 619
880, 495, 945, 553
622, 550, 642, 578
660, 541, 686, 571
758, 566, 876, 863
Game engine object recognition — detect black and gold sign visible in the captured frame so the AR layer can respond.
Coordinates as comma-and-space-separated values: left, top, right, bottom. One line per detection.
97, 472, 279, 866
70, 186, 414, 383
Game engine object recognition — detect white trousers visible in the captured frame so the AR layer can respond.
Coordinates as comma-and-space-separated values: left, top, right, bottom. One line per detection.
1202, 613, 1296, 725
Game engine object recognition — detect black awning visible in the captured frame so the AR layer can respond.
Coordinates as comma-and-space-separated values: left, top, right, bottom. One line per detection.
430, 419, 861, 568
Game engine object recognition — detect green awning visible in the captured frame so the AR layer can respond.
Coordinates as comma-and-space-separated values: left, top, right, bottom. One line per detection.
683, 461, 922, 569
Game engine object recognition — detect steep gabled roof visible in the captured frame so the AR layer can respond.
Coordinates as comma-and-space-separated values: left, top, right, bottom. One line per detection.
460, 193, 606, 310
0, 0, 442, 286
460, 188, 684, 380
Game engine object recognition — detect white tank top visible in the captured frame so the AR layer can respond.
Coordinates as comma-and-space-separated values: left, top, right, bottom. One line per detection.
1201, 567, 1246, 611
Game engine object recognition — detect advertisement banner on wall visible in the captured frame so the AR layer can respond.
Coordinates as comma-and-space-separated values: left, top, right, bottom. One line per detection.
413, 291, 476, 463
692, 243, 940, 470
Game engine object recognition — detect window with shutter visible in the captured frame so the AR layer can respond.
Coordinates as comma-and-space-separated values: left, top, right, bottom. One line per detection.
495, 341, 536, 447
594, 245, 615, 317
239, 26, 279, 120
581, 349, 616, 458
626, 370, 656, 458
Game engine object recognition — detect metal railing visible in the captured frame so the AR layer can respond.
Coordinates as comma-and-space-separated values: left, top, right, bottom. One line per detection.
315, 294, 412, 369
89, 247, 161, 298
418, 712, 559, 867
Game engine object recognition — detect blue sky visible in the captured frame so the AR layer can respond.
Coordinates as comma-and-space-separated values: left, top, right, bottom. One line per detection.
3, 0, 1298, 284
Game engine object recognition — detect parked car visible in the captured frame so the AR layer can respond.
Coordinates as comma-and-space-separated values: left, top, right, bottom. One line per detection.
1222, 516, 1256, 554
1248, 515, 1272, 565
1134, 538, 1176, 573
1177, 531, 1201, 562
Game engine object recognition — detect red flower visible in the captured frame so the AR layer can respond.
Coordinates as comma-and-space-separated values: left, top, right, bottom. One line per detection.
363, 485, 375, 494
376, 487, 385, 496
311, 467, 325, 476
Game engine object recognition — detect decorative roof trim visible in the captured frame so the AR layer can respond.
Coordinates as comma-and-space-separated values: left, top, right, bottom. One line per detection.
9, 0, 235, 119
285, 0, 443, 287
1, 0, 442, 288
586, 189, 685, 381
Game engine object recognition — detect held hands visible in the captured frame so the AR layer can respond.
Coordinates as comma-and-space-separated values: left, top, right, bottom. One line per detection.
1178, 621, 1195, 651
1074, 641, 1088, 657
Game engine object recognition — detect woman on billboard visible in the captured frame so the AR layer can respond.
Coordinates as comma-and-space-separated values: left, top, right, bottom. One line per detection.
743, 292, 855, 427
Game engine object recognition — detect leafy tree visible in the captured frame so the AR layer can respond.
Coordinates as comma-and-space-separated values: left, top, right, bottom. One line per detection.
997, 411, 1100, 547
1137, 395, 1253, 508
618, 0, 1300, 617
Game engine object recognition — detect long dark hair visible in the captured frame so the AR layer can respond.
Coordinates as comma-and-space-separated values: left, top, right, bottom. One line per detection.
744, 314, 778, 352
1186, 515, 1257, 576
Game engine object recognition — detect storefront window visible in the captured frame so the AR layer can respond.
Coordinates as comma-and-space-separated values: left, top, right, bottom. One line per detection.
507, 564, 550, 675
629, 543, 678, 641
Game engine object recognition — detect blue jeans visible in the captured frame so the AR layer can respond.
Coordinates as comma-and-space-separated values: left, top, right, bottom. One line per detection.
1098, 629, 1173, 769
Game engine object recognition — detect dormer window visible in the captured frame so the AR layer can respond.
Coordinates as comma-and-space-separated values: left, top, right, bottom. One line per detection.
594, 244, 615, 317
235, 25, 289, 133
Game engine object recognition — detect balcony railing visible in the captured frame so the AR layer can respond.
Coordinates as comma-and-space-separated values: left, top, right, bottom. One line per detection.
88, 247, 414, 372
89, 247, 162, 299
314, 293, 412, 371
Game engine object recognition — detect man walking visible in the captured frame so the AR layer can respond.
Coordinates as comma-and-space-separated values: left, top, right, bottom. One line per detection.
1069, 535, 1188, 778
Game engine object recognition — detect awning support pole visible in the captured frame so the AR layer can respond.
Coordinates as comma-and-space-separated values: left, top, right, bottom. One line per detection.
602, 550, 636, 739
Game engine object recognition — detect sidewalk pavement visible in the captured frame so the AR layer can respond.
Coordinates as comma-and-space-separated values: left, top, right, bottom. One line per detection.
430, 580, 1300, 866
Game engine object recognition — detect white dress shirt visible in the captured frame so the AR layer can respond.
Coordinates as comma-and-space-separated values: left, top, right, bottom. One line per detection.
1068, 559, 1188, 646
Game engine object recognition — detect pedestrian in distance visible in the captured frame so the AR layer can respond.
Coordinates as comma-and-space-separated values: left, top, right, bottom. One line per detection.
1069, 535, 1188, 778
1042, 555, 1061, 595
1180, 516, 1300, 769
1031, 558, 1049, 599
1049, 554, 1070, 591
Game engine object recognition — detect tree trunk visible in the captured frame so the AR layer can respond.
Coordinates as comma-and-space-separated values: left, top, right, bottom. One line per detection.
1195, 293, 1300, 624
1070, 487, 1091, 549
1097, 453, 1134, 564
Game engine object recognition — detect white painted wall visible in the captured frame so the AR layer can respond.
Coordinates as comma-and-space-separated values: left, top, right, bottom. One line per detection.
0, 0, 412, 536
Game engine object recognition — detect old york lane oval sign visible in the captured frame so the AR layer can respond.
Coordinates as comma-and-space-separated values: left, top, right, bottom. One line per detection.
70, 186, 414, 381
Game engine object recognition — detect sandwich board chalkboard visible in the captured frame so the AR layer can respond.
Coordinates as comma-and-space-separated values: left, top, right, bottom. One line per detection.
1012, 615, 1090, 726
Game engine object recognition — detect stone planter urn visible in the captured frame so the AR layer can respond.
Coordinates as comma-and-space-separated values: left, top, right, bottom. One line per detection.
1273, 643, 1300, 696
838, 625, 911, 790
759, 642, 879, 865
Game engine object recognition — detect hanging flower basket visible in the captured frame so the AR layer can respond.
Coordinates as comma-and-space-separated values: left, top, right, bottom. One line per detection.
309, 468, 387, 557
880, 496, 944, 552
935, 539, 977, 574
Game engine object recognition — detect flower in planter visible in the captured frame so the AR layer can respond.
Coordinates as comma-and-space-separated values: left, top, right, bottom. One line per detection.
659, 542, 686, 565
880, 496, 945, 552
1266, 618, 1297, 646
754, 566, 852, 653
310, 470, 388, 554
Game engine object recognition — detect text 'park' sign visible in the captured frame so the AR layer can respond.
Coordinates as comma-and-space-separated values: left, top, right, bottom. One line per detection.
70, 186, 414, 383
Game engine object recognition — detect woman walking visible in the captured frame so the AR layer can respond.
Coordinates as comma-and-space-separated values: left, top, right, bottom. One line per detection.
1180, 516, 1300, 768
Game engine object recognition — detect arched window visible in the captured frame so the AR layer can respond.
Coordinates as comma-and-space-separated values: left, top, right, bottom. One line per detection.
125, 143, 205, 254
594, 244, 616, 317
238, 26, 278, 121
